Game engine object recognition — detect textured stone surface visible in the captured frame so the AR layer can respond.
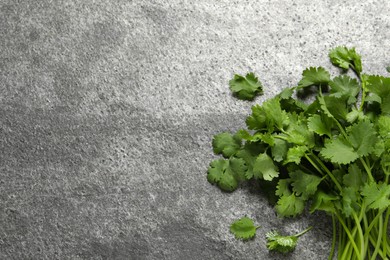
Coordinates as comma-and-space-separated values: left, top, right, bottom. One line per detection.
1, 0, 389, 259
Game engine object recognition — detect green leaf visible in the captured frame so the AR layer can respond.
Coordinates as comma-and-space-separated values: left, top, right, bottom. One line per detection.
365, 76, 390, 115
271, 138, 289, 162
285, 146, 308, 164
266, 230, 298, 253
275, 179, 292, 197
329, 75, 360, 104
362, 182, 390, 210
253, 153, 279, 181
298, 67, 330, 89
346, 120, 377, 157
343, 163, 366, 189
235, 142, 265, 180
320, 137, 359, 164
378, 116, 390, 138
310, 190, 338, 214
246, 104, 267, 130
307, 114, 332, 137
207, 158, 247, 192
329, 46, 362, 74
290, 170, 322, 200
341, 186, 359, 217
229, 73, 263, 100
212, 132, 242, 158
275, 193, 305, 217
230, 217, 259, 240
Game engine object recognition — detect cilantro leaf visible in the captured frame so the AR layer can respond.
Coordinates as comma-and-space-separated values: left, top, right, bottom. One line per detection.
266, 230, 298, 253
275, 193, 305, 217
329, 75, 360, 104
212, 132, 242, 158
289, 170, 322, 200
253, 153, 279, 181
285, 146, 308, 164
320, 137, 359, 164
246, 97, 289, 131
230, 217, 260, 240
310, 190, 338, 214
207, 158, 247, 192
329, 46, 362, 74
298, 67, 330, 89
365, 75, 390, 115
229, 73, 263, 100
362, 182, 390, 210
346, 120, 377, 157
266, 227, 312, 253
307, 114, 333, 137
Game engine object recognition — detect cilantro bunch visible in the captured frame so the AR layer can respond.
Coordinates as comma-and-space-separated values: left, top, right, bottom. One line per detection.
207, 46, 390, 259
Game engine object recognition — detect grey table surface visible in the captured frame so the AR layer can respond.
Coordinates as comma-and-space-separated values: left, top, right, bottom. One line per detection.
1, 1, 389, 259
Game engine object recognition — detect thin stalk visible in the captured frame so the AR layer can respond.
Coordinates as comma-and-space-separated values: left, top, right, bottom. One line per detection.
383, 208, 390, 258
352, 212, 365, 260
335, 212, 361, 257
328, 214, 337, 260
309, 152, 343, 192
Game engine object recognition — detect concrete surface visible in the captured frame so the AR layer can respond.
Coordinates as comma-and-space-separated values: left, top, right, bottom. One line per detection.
1, 0, 389, 259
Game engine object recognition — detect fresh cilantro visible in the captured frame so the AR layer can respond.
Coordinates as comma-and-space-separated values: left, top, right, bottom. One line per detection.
298, 67, 330, 89
229, 73, 263, 100
266, 227, 312, 253
329, 46, 362, 74
230, 217, 260, 240
212, 132, 242, 158
207, 47, 390, 260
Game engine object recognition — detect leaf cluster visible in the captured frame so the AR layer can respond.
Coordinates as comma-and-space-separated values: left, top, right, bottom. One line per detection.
208, 46, 390, 259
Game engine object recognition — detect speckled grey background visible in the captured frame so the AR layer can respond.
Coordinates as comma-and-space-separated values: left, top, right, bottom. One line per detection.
1, 0, 389, 259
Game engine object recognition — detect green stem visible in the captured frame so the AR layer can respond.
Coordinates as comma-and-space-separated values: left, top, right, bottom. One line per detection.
310, 152, 343, 191
383, 208, 390, 258
335, 212, 361, 258
295, 226, 313, 237
328, 214, 337, 260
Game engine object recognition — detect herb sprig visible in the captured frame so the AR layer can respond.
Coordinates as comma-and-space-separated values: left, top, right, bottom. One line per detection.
208, 46, 390, 259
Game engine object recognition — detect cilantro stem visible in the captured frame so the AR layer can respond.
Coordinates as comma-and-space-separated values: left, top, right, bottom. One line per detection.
294, 226, 312, 237
309, 152, 343, 192
335, 212, 361, 257
328, 214, 337, 260
383, 208, 390, 258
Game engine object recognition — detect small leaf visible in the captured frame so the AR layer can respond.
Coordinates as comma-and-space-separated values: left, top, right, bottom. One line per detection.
298, 67, 331, 89
230, 217, 259, 240
229, 73, 263, 100
212, 132, 242, 158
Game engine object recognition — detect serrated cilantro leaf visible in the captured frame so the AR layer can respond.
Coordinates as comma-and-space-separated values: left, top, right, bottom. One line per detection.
290, 170, 322, 200
235, 142, 265, 180
365, 75, 390, 115
207, 158, 247, 192
310, 190, 338, 214
253, 153, 279, 181
246, 97, 289, 132
329, 46, 362, 74
307, 114, 333, 137
271, 138, 289, 162
362, 182, 390, 210
229, 73, 263, 100
340, 186, 360, 217
320, 137, 359, 164
266, 230, 298, 253
266, 227, 311, 254
343, 164, 366, 189
275, 193, 305, 217
377, 116, 390, 138
329, 75, 360, 104
346, 120, 377, 157
285, 146, 308, 164
230, 217, 259, 240
298, 67, 330, 89
212, 132, 242, 158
